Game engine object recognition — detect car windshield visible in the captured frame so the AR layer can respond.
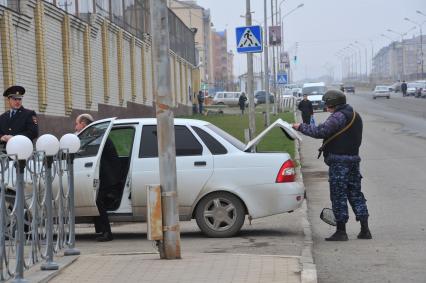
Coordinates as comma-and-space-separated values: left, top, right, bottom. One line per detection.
302, 86, 326, 95
375, 86, 388, 91
206, 124, 245, 151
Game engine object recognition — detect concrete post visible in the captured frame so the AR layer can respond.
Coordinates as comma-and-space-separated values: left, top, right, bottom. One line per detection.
150, 0, 181, 259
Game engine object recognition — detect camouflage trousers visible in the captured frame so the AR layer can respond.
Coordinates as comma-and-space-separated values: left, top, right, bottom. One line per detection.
329, 161, 369, 223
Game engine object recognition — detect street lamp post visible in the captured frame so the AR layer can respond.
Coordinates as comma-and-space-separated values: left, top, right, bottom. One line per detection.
350, 43, 362, 81
387, 27, 416, 80
405, 17, 425, 79
355, 41, 368, 80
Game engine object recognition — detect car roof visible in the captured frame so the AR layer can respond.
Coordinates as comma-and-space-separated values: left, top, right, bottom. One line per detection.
303, 82, 326, 87
111, 118, 211, 127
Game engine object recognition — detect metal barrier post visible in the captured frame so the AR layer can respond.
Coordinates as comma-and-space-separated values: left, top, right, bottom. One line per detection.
0, 156, 8, 281
12, 160, 29, 283
40, 156, 59, 270
64, 153, 79, 256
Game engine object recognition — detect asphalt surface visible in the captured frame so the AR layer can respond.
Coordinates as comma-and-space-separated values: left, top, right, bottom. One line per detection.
301, 90, 426, 283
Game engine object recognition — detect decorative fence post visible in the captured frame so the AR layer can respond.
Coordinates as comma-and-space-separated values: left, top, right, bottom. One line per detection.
6, 135, 34, 283
37, 134, 60, 271
0, 133, 79, 280
60, 134, 81, 256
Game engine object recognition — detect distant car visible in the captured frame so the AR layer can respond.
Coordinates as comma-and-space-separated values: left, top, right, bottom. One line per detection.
255, 91, 275, 104
53, 117, 304, 238
344, 85, 355, 93
212, 92, 257, 106
302, 82, 327, 111
390, 82, 401, 93
414, 81, 425, 98
406, 82, 422, 96
291, 88, 303, 104
373, 86, 391, 99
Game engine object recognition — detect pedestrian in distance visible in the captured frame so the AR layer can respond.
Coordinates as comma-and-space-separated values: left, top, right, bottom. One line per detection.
401, 80, 407, 97
297, 94, 314, 124
292, 90, 372, 241
197, 90, 204, 114
340, 85, 345, 93
0, 85, 39, 150
238, 92, 247, 115
75, 113, 121, 242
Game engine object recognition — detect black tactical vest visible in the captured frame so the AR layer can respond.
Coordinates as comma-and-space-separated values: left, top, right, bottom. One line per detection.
323, 107, 362, 157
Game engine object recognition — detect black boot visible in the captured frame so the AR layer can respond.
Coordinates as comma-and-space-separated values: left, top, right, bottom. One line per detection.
96, 232, 113, 242
357, 218, 372, 239
325, 222, 348, 241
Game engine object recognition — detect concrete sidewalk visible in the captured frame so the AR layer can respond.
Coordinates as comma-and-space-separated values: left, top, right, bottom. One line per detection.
47, 252, 301, 283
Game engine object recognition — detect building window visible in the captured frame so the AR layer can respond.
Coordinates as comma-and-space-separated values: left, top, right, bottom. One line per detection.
111, 0, 124, 27
95, 0, 110, 18
1, 0, 20, 12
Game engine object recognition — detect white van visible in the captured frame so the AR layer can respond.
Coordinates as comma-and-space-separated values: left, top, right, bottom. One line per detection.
212, 92, 257, 106
302, 82, 327, 111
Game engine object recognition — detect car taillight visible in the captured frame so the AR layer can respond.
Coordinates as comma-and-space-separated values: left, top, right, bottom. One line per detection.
276, 159, 296, 183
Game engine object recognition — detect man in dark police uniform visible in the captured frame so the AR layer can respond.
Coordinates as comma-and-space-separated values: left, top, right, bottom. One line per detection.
0, 85, 39, 147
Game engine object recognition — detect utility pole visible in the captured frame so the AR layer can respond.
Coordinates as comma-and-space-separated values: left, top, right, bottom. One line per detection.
271, 0, 277, 115
246, 0, 256, 139
150, 0, 181, 260
263, 0, 270, 126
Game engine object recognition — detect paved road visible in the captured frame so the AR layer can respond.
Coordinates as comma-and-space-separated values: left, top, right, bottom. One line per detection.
301, 91, 426, 283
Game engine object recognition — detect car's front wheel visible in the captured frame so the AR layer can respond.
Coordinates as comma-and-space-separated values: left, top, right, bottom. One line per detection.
195, 192, 245, 238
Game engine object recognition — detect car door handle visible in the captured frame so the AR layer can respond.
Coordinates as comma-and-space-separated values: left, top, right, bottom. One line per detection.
194, 161, 206, 166
84, 162, 93, 168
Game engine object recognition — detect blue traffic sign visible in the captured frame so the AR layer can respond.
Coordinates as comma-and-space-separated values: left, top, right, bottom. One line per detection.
277, 73, 288, 85
236, 26, 263, 53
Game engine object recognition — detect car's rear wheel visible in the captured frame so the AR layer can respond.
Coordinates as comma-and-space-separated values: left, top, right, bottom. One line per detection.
387, 96, 390, 99
195, 192, 245, 238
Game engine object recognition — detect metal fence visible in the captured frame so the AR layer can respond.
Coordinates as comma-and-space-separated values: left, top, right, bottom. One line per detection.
278, 96, 297, 112
0, 135, 79, 281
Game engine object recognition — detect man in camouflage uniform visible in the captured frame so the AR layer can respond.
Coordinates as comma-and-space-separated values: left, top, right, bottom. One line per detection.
293, 90, 372, 241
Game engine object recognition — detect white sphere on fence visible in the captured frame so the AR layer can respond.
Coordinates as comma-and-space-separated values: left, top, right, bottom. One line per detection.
6, 135, 33, 160
36, 134, 60, 156
60, 133, 80, 154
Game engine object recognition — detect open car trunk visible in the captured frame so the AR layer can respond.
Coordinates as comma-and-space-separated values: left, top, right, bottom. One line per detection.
244, 119, 302, 152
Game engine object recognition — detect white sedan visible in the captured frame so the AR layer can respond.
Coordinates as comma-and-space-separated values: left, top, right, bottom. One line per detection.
373, 86, 391, 99
62, 118, 305, 237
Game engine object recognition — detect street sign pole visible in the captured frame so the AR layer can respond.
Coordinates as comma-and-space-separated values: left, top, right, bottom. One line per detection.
246, 0, 256, 139
150, 0, 181, 260
264, 0, 270, 126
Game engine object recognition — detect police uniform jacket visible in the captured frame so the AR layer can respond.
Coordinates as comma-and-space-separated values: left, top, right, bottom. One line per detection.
0, 107, 39, 142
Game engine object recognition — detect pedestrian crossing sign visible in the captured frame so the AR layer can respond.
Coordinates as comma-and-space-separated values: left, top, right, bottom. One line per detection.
277, 73, 288, 84
236, 26, 263, 53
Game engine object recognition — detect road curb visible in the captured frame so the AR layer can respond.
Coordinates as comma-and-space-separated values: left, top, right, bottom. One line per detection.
294, 114, 318, 283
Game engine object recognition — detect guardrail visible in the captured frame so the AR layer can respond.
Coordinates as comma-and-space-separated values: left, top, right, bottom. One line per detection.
0, 134, 80, 282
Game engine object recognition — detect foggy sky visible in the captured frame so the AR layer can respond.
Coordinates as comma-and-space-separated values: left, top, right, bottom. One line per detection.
196, 0, 426, 82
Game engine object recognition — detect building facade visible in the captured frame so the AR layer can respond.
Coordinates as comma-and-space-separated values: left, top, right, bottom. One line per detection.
211, 30, 235, 92
372, 35, 425, 82
169, 0, 213, 92
0, 0, 197, 137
